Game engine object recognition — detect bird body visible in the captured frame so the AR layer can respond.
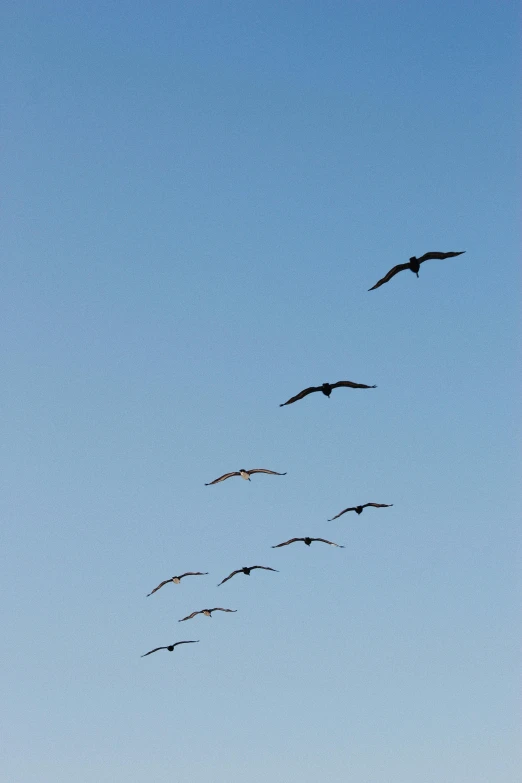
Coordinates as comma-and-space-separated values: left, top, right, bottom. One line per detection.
368, 251, 465, 291
179, 607, 237, 622
147, 571, 208, 597
141, 640, 199, 657
328, 503, 393, 521
205, 468, 286, 485
217, 565, 278, 586
272, 536, 344, 548
280, 380, 376, 407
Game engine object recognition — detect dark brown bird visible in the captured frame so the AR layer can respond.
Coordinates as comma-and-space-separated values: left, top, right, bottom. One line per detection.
141, 640, 199, 657
205, 468, 286, 485
179, 607, 237, 622
328, 503, 393, 521
147, 572, 209, 597
272, 537, 344, 548
368, 251, 465, 291
280, 381, 376, 407
217, 565, 279, 586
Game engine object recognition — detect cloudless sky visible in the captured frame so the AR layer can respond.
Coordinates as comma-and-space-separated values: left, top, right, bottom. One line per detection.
1, 2, 520, 781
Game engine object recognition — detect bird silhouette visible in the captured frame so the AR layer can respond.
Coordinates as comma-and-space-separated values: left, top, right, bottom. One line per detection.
272, 537, 344, 548
279, 381, 376, 407
368, 251, 465, 290
141, 640, 199, 657
147, 572, 208, 597
217, 565, 278, 586
328, 503, 393, 521
205, 468, 286, 485
179, 607, 237, 622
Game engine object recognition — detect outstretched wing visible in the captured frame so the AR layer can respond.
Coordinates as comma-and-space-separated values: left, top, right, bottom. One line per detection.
272, 538, 302, 548
205, 472, 240, 486
279, 386, 321, 407
141, 646, 167, 657
331, 380, 377, 390
247, 469, 287, 476
312, 538, 344, 547
361, 503, 393, 509
172, 640, 199, 648
417, 251, 465, 264
147, 579, 171, 597
178, 572, 208, 579
250, 565, 278, 573
210, 608, 237, 613
179, 610, 201, 622
368, 263, 410, 291
217, 569, 241, 586
327, 507, 357, 521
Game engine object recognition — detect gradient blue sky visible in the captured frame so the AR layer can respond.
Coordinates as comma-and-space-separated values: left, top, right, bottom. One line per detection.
1, 2, 520, 781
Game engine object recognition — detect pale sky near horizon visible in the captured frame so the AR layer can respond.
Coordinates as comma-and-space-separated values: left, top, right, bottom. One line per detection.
1, 2, 520, 782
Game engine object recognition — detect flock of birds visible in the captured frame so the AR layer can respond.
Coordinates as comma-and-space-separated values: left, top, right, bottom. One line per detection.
141, 250, 465, 658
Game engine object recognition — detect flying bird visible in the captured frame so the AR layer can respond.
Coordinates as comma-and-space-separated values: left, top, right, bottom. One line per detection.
141, 640, 199, 657
147, 572, 209, 597
179, 607, 237, 622
328, 502, 393, 521
205, 468, 286, 485
279, 381, 376, 407
272, 537, 344, 548
217, 565, 279, 586
368, 251, 465, 291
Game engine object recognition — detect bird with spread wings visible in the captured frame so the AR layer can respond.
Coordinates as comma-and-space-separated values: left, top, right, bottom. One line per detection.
368, 251, 465, 291
272, 537, 344, 548
328, 503, 393, 521
141, 640, 199, 657
280, 380, 376, 407
205, 468, 286, 485
217, 565, 278, 586
147, 571, 208, 597
178, 607, 237, 622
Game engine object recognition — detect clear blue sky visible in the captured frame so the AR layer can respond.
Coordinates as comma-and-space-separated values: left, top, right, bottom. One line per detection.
1, 2, 520, 781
